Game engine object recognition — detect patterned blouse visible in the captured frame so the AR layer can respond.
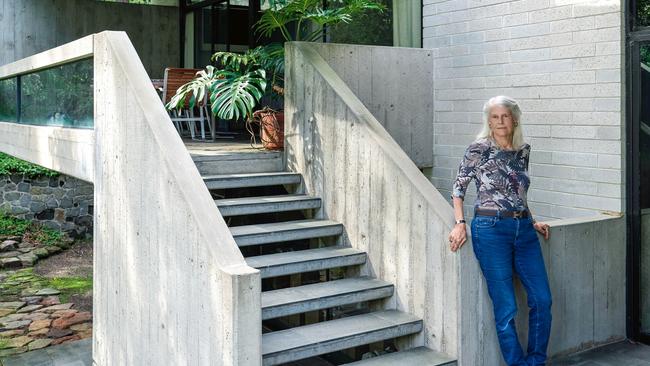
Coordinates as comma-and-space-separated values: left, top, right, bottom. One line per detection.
452, 137, 531, 211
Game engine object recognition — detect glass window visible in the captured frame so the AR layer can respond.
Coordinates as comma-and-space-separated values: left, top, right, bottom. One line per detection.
0, 78, 17, 122
19, 58, 93, 128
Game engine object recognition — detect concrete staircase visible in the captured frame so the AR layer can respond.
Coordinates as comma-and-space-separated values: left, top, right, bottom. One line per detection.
200, 156, 456, 366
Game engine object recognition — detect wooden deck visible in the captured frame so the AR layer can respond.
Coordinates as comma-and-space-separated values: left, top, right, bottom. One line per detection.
182, 136, 267, 156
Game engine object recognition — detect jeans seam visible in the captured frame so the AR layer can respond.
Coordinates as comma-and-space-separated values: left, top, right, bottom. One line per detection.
514, 248, 539, 363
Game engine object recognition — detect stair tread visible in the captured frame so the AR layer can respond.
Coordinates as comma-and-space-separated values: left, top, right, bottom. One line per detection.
202, 172, 301, 189
262, 277, 393, 319
246, 246, 364, 269
262, 310, 422, 361
230, 219, 343, 240
341, 347, 456, 365
216, 194, 319, 207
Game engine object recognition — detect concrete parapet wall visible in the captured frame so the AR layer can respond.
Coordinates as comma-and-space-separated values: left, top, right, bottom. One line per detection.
285, 42, 459, 358
308, 42, 435, 168
423, 0, 624, 220
92, 31, 260, 365
460, 214, 626, 365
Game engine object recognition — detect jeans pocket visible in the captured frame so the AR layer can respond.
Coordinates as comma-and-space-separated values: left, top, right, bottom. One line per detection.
473, 216, 497, 228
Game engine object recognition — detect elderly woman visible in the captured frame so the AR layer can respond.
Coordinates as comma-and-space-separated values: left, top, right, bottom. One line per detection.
448, 96, 552, 366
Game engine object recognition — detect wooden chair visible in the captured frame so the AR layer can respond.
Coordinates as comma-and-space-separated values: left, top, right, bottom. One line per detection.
162, 68, 215, 141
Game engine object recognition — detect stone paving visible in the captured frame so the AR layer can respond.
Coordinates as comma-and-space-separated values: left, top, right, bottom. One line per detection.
0, 268, 92, 358
1, 338, 91, 366
0, 236, 71, 270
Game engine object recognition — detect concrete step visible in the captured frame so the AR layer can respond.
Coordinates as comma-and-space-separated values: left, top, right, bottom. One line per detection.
262, 309, 423, 366
342, 347, 457, 365
262, 277, 394, 320
246, 246, 366, 279
230, 219, 343, 247
192, 151, 283, 175
216, 194, 321, 217
203, 172, 301, 190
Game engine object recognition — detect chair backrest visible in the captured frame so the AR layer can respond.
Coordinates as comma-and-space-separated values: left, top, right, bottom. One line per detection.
162, 68, 204, 106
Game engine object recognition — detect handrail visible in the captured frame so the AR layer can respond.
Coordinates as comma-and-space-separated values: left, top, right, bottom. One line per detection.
0, 35, 93, 80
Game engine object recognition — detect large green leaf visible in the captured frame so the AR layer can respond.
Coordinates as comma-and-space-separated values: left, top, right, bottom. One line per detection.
209, 69, 267, 121
165, 66, 218, 111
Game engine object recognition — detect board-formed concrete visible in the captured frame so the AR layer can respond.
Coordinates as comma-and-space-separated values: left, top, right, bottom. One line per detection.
285, 41, 461, 358
91, 31, 261, 366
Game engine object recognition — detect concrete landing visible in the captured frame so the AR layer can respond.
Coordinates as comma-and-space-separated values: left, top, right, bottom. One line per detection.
549, 340, 650, 365
1, 338, 91, 366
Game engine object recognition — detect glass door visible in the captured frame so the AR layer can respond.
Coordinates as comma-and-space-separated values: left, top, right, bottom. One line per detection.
630, 39, 650, 343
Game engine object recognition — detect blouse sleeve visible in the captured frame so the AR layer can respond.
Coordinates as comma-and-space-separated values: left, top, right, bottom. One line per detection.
451, 142, 486, 200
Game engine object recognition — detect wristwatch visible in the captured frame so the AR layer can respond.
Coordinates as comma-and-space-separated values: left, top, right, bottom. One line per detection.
455, 219, 466, 225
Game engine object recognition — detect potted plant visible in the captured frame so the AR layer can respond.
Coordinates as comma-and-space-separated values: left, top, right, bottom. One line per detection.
166, 0, 384, 149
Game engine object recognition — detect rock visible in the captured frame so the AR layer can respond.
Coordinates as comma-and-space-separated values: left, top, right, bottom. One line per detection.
32, 248, 49, 258
21, 312, 48, 321
0, 309, 15, 317
1, 320, 31, 330
20, 296, 43, 305
17, 253, 38, 266
51, 310, 77, 319
28, 319, 51, 332
1, 257, 22, 269
45, 246, 62, 255
69, 322, 91, 332
16, 248, 33, 254
0, 302, 26, 310
52, 312, 91, 329
0, 347, 27, 357
77, 329, 92, 339
3, 192, 21, 201
7, 335, 32, 348
35, 288, 60, 296
46, 328, 73, 338
0, 251, 22, 258
17, 304, 43, 313
16, 182, 30, 193
28, 327, 50, 337
51, 334, 80, 345
28, 338, 52, 350
0, 314, 24, 324
30, 202, 46, 212
54, 208, 65, 223
39, 296, 60, 306
6, 236, 21, 241
0, 240, 19, 251
39, 303, 73, 312
0, 329, 24, 337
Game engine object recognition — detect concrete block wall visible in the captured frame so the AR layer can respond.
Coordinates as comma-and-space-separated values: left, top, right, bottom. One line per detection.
423, 0, 624, 220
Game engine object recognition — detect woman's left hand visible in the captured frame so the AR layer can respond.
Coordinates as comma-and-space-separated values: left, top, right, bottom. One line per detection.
534, 222, 550, 240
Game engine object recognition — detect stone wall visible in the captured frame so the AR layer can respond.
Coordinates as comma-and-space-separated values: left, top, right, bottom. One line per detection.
423, 0, 624, 220
0, 174, 93, 237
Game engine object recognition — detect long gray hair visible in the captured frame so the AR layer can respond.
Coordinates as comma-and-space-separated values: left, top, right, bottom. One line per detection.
476, 96, 525, 148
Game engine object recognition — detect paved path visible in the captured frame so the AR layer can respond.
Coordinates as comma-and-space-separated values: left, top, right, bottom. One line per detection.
1, 339, 649, 365
550, 340, 650, 365
1, 338, 91, 366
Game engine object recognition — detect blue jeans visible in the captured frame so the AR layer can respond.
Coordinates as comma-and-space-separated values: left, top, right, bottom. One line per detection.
471, 214, 552, 366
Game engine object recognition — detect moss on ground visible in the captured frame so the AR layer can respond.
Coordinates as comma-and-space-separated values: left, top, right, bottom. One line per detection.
0, 268, 92, 304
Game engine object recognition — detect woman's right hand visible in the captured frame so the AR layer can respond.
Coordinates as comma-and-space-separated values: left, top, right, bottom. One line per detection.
448, 223, 467, 252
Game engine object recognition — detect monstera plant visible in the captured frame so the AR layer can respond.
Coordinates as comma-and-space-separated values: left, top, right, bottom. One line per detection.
166, 0, 384, 149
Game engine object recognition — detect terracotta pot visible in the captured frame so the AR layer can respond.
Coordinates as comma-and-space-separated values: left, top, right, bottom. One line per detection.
257, 110, 284, 150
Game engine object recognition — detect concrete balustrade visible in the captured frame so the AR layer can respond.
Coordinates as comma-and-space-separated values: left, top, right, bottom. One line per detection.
0, 32, 262, 365
285, 42, 460, 358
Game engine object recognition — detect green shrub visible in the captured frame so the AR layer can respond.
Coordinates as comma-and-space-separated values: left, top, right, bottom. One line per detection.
0, 213, 64, 246
0, 152, 58, 178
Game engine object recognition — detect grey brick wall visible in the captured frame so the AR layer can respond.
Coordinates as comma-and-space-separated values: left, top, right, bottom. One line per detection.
423, 0, 624, 220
